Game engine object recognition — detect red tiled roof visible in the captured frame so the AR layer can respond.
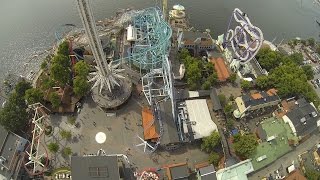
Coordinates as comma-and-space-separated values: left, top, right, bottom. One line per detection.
142, 107, 159, 140
210, 57, 230, 82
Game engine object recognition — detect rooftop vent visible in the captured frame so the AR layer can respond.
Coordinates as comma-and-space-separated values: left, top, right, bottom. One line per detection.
0, 156, 6, 163
311, 111, 318, 117
300, 117, 306, 123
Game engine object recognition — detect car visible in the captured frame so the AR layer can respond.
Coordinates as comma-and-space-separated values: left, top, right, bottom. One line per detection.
314, 84, 319, 88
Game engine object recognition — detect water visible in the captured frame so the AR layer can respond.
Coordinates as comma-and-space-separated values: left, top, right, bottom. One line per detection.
0, 0, 319, 81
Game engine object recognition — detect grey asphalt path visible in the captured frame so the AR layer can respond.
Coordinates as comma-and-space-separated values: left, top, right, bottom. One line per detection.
248, 132, 320, 179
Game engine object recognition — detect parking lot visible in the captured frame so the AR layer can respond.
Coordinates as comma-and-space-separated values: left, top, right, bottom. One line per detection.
309, 64, 320, 97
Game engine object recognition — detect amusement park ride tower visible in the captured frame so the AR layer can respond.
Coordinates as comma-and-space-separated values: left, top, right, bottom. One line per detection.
76, 0, 124, 93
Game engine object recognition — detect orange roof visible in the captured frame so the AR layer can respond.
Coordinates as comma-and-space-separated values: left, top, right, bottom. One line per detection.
284, 170, 306, 180
251, 93, 263, 99
267, 88, 278, 96
142, 107, 159, 140
210, 57, 230, 82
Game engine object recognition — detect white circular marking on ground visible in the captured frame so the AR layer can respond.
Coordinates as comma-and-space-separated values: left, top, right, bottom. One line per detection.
95, 132, 106, 144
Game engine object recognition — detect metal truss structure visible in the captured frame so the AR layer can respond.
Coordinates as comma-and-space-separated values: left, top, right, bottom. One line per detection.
76, 0, 124, 93
126, 7, 173, 105
121, 8, 173, 153
75, 1, 173, 153
24, 103, 49, 175
223, 8, 264, 64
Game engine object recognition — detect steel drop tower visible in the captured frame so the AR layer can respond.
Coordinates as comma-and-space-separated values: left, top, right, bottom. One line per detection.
76, 0, 124, 93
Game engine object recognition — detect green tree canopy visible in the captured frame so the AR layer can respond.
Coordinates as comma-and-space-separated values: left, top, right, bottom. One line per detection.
304, 168, 320, 180
0, 92, 28, 132
57, 41, 69, 56
255, 75, 271, 89
49, 92, 61, 109
202, 80, 211, 90
60, 129, 72, 140
286, 52, 303, 65
255, 56, 320, 107
52, 54, 70, 68
240, 80, 252, 90
201, 131, 221, 153
224, 103, 234, 117
41, 77, 55, 91
180, 51, 218, 90
74, 60, 90, 77
307, 38, 315, 47
62, 147, 72, 156
47, 142, 59, 153
233, 134, 258, 159
316, 44, 320, 54
228, 73, 237, 84
25, 88, 44, 104
50, 63, 71, 85
301, 65, 314, 80
41, 61, 48, 70
178, 48, 190, 61
67, 116, 76, 125
208, 152, 221, 166
73, 76, 90, 97
256, 48, 282, 71
15, 80, 32, 97
207, 73, 218, 85
256, 48, 303, 71
218, 94, 227, 107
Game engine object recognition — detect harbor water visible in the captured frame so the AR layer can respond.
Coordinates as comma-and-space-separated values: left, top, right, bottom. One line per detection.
0, 0, 319, 81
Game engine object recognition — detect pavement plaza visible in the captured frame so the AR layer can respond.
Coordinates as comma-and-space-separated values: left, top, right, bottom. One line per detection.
43, 95, 209, 170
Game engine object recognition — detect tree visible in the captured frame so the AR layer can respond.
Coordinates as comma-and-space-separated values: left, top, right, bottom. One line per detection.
75, 60, 90, 77
240, 80, 252, 90
287, 52, 303, 65
47, 142, 59, 153
202, 80, 211, 90
201, 131, 221, 153
301, 65, 314, 80
50, 62, 71, 85
226, 119, 234, 130
62, 147, 72, 156
228, 73, 237, 84
52, 54, 70, 68
207, 73, 218, 85
60, 129, 72, 140
316, 44, 320, 54
41, 61, 48, 70
224, 103, 234, 117
0, 93, 28, 132
229, 94, 234, 101
255, 75, 271, 89
25, 88, 44, 104
49, 92, 61, 109
208, 152, 221, 166
233, 134, 258, 159
256, 48, 282, 71
15, 80, 32, 97
67, 116, 76, 125
41, 77, 55, 90
178, 48, 190, 61
304, 168, 320, 180
73, 76, 90, 97
307, 38, 315, 47
218, 94, 227, 107
57, 41, 69, 56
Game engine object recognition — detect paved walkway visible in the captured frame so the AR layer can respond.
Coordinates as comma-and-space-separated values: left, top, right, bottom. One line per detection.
248, 132, 320, 179
43, 95, 210, 171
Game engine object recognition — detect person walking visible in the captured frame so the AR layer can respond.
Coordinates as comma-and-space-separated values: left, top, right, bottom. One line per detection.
93, 121, 96, 127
